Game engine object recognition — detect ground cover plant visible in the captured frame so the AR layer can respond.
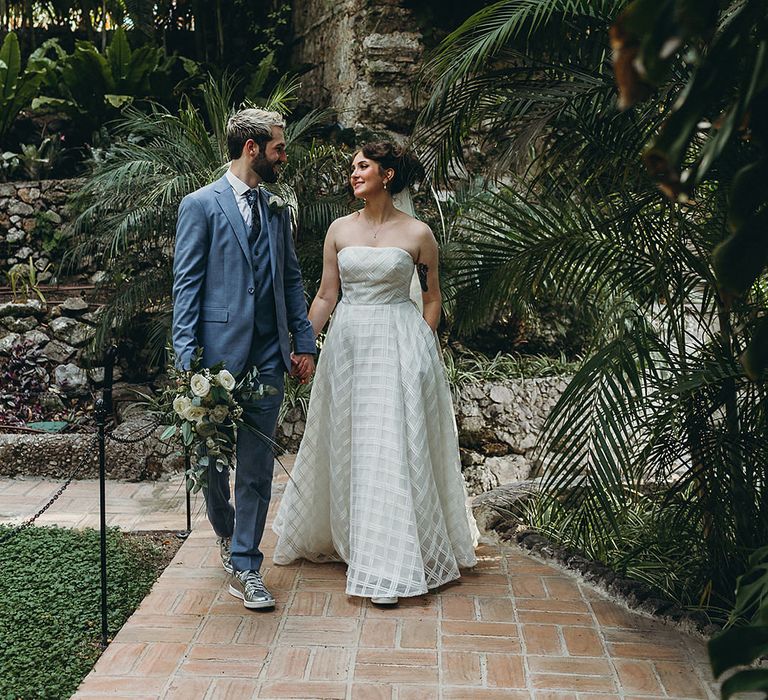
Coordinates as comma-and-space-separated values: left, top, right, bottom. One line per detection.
0, 526, 174, 699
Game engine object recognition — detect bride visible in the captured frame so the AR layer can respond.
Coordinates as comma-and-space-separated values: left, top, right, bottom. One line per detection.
273, 141, 477, 605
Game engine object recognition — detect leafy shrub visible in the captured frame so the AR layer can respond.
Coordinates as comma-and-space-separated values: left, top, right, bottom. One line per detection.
0, 32, 48, 144
709, 545, 768, 698
0, 341, 50, 426
443, 348, 577, 394
34, 211, 66, 255
29, 29, 197, 125
0, 526, 166, 699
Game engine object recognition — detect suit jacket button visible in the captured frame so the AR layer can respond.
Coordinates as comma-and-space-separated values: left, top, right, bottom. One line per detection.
248, 287, 254, 294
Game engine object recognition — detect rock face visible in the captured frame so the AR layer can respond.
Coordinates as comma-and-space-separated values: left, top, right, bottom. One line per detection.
49, 316, 93, 347
0, 179, 83, 280
455, 378, 570, 495
54, 362, 90, 395
292, 0, 424, 133
0, 296, 102, 421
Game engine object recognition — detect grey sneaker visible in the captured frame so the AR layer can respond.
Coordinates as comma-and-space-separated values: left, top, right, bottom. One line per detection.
217, 537, 233, 575
229, 570, 275, 610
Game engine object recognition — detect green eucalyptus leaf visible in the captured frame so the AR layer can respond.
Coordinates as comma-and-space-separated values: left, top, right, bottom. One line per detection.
181, 421, 193, 446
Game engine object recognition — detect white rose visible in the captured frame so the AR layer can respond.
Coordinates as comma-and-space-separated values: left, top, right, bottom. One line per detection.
185, 405, 206, 422
210, 404, 229, 422
190, 373, 211, 397
173, 396, 192, 417
268, 194, 287, 214
206, 437, 216, 448
216, 369, 236, 392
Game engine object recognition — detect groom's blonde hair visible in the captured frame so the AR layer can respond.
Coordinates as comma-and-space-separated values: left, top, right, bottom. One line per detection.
227, 108, 286, 160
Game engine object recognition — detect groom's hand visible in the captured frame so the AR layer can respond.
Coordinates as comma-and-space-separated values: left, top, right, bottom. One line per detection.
290, 353, 315, 384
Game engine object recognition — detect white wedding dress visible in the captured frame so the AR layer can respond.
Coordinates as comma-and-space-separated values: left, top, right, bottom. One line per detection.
272, 246, 478, 598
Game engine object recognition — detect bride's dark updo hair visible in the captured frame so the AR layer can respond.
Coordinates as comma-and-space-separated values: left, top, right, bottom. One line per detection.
359, 141, 424, 195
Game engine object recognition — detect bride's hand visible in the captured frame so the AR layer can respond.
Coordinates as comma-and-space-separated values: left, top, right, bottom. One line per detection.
290, 353, 315, 383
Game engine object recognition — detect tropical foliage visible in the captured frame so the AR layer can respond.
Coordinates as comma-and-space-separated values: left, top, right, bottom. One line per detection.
2, 0, 291, 66
31, 27, 193, 128
65, 72, 349, 367
0, 31, 47, 142
416, 0, 768, 614
611, 0, 768, 378
708, 545, 768, 697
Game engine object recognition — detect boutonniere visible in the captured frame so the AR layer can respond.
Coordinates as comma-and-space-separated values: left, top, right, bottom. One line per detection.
267, 194, 288, 219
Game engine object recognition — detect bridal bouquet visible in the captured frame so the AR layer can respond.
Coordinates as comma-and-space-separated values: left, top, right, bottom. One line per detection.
157, 349, 278, 492
159, 353, 240, 491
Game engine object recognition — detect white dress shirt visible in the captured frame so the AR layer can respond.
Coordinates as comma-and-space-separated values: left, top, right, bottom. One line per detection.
225, 169, 261, 230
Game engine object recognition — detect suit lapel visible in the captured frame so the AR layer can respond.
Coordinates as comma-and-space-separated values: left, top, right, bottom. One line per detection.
213, 176, 251, 263
259, 188, 278, 279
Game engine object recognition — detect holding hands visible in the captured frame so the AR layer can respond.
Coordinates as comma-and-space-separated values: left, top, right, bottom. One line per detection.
290, 353, 315, 384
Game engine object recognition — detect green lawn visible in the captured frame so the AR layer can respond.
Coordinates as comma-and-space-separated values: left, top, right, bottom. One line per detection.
0, 526, 170, 699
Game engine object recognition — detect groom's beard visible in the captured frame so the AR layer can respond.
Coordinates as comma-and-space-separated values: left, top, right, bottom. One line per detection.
252, 153, 280, 183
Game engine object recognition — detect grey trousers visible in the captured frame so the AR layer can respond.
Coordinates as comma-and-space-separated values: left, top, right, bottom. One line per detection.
204, 368, 284, 573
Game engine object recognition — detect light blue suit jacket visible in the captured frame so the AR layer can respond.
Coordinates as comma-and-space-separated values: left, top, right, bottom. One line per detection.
171, 174, 315, 376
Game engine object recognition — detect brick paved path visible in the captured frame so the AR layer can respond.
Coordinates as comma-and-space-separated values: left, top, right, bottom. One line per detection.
1, 465, 718, 699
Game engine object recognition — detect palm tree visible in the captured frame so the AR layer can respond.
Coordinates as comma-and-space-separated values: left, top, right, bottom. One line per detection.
416, 0, 768, 611
65, 72, 349, 367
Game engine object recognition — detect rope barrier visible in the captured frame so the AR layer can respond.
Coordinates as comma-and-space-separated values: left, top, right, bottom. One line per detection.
1, 345, 190, 650
0, 436, 98, 545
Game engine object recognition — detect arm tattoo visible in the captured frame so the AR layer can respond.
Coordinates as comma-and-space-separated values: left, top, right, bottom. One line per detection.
417, 263, 429, 292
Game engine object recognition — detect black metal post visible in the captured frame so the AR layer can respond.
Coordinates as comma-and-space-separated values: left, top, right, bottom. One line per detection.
95, 397, 109, 649
177, 452, 192, 539
102, 345, 117, 416
186, 474, 192, 533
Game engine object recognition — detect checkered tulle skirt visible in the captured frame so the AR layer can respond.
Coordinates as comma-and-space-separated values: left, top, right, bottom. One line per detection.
273, 247, 477, 598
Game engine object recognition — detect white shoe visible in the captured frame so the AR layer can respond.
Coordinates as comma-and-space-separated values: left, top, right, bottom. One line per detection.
371, 596, 398, 605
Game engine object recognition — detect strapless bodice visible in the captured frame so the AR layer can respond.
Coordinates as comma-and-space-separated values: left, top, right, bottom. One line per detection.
337, 246, 415, 305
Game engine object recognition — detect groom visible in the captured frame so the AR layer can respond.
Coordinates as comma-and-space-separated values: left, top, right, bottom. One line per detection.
172, 108, 316, 610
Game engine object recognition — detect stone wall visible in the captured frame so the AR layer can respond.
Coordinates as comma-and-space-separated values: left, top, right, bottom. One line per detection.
0, 179, 81, 280
0, 417, 182, 480
292, 0, 423, 133
455, 378, 570, 495
0, 369, 569, 483
0, 297, 104, 398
